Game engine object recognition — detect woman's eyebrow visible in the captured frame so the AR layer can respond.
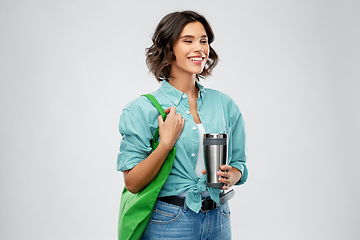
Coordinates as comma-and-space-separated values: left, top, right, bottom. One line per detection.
180, 35, 208, 39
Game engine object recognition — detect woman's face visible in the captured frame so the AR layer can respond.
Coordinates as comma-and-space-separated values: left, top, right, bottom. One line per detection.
170, 21, 209, 78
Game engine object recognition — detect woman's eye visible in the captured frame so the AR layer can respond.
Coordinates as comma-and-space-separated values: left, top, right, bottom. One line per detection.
184, 40, 192, 43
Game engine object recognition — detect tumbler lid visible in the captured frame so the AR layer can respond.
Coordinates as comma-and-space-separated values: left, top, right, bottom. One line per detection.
203, 133, 228, 145
204, 133, 227, 139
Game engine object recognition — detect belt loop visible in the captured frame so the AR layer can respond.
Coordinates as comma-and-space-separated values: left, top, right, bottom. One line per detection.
182, 200, 188, 212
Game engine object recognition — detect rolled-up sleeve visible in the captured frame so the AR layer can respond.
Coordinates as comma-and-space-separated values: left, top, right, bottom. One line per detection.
229, 103, 248, 185
117, 105, 153, 172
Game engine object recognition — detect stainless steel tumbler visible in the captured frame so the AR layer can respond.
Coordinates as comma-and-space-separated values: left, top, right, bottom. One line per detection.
203, 133, 228, 188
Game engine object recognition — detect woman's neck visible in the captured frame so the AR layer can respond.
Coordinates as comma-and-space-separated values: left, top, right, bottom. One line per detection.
168, 74, 198, 98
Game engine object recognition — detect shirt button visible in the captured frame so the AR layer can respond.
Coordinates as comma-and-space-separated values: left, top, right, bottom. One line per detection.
175, 100, 178, 104
192, 153, 195, 157
192, 126, 197, 130
186, 111, 190, 114
182, 95, 186, 98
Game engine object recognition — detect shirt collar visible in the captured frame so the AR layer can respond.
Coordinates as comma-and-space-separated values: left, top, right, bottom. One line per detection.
196, 81, 206, 101
159, 80, 207, 106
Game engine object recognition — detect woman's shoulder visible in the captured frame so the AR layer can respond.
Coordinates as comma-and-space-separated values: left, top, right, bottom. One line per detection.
203, 87, 237, 105
122, 93, 157, 112
123, 96, 144, 109
203, 87, 242, 119
119, 93, 160, 132
120, 90, 165, 124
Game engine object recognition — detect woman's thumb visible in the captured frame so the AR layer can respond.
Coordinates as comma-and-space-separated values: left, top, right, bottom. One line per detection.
158, 114, 164, 125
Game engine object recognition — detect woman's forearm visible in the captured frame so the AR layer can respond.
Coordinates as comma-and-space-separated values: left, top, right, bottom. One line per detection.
123, 142, 172, 194
124, 107, 185, 194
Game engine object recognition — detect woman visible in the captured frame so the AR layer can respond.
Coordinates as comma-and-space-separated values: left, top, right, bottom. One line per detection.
117, 10, 248, 239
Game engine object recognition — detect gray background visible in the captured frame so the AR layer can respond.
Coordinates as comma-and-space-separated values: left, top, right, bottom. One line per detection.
1, 0, 359, 239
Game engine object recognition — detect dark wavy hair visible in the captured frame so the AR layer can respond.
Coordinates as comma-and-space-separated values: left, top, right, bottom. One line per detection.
146, 11, 219, 82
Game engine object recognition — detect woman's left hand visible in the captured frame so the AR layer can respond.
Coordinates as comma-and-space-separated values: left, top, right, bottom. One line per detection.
201, 165, 242, 190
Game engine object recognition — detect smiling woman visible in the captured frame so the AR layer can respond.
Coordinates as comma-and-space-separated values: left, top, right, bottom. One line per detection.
146, 11, 218, 82
171, 22, 209, 77
117, 10, 248, 239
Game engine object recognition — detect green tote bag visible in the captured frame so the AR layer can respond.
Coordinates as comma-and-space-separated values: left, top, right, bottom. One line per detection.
118, 94, 176, 240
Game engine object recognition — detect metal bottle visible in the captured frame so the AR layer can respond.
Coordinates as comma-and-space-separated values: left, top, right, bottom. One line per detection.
203, 133, 228, 188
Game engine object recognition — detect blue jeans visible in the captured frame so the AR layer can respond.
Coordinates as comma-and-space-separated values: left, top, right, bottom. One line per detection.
140, 199, 231, 240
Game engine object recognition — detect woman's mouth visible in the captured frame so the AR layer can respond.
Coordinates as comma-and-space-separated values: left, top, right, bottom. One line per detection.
188, 56, 204, 64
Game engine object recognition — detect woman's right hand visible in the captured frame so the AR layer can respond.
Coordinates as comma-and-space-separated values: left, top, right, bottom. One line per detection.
158, 107, 185, 150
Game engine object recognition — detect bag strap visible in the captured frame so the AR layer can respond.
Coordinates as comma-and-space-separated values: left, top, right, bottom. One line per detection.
142, 94, 166, 121
141, 94, 166, 145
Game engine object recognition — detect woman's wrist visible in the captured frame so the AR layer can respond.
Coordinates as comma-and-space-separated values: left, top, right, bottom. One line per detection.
157, 141, 174, 154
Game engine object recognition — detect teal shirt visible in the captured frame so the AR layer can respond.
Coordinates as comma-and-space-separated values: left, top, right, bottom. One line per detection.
117, 80, 248, 213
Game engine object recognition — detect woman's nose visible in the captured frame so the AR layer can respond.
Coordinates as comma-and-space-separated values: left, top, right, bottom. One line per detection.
193, 41, 204, 52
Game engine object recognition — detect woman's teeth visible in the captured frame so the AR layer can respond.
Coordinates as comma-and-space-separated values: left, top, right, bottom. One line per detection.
189, 57, 202, 61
